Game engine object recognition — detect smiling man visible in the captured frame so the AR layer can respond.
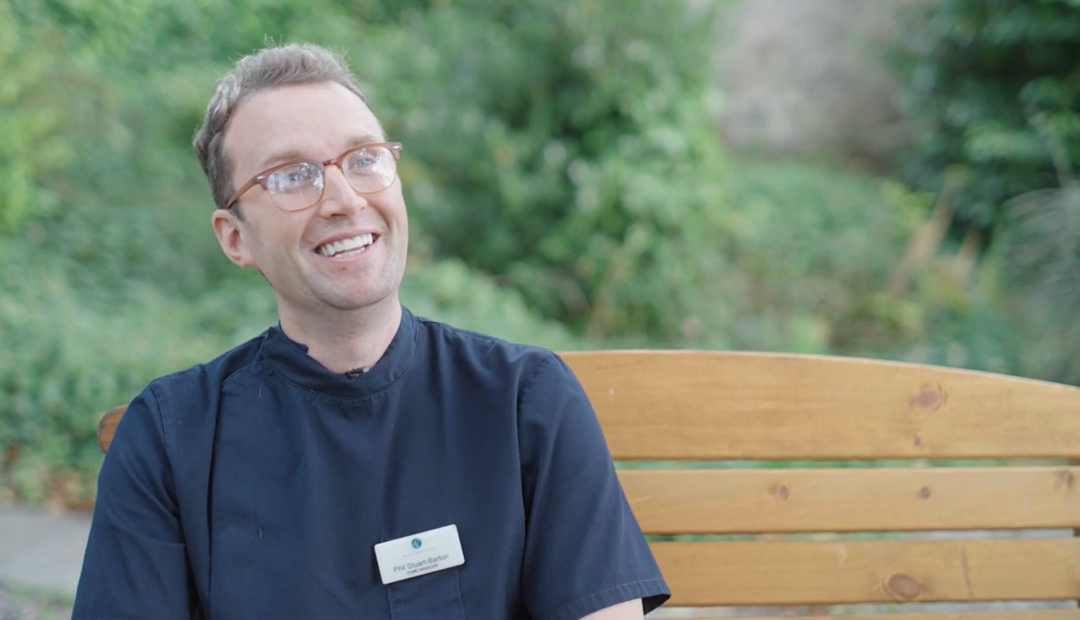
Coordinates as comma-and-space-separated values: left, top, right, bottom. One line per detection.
73, 43, 669, 620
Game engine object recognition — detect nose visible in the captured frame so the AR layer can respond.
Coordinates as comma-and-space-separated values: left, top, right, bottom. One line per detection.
316, 163, 366, 217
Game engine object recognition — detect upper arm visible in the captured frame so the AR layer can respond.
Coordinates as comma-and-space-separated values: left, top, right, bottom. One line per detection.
518, 354, 669, 620
72, 386, 198, 619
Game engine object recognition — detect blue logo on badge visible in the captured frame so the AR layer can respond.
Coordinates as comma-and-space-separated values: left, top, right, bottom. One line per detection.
411, 538, 422, 549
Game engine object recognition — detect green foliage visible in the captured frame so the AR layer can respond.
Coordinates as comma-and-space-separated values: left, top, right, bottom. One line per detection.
5, 0, 727, 342
897, 0, 1080, 228
0, 255, 232, 505
0, 3, 77, 232
711, 162, 927, 354
896, 0, 1080, 381
1, 0, 606, 504
998, 188, 1080, 383
1, 0, 1070, 506
2, 0, 375, 297
674, 158, 1019, 377
359, 0, 727, 339
401, 260, 581, 351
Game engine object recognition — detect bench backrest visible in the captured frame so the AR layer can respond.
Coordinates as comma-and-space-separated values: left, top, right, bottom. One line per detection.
560, 351, 1080, 619
98, 351, 1080, 618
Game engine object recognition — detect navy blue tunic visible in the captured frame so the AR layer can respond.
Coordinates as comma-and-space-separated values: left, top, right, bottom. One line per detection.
74, 308, 669, 619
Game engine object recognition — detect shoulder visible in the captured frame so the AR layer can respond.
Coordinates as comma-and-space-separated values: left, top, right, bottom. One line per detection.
149, 330, 267, 392
141, 329, 268, 415
410, 313, 571, 392
121, 329, 270, 472
414, 314, 557, 369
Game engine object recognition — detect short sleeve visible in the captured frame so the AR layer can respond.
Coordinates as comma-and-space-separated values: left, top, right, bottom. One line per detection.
73, 386, 200, 619
518, 354, 670, 620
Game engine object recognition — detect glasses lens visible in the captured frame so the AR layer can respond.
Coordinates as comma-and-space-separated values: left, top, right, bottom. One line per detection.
342, 146, 396, 193
267, 162, 324, 211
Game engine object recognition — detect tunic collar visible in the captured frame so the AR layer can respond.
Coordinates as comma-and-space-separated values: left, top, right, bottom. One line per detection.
258, 306, 418, 398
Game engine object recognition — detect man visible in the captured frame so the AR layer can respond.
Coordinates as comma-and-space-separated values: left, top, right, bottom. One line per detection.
74, 43, 669, 619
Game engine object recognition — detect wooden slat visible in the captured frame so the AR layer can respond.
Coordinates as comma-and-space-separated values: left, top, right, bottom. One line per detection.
620, 467, 1080, 534
677, 612, 1080, 620
652, 538, 1080, 606
562, 351, 1080, 460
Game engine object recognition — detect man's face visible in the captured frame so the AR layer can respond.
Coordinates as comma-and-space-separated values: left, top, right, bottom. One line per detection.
213, 82, 408, 319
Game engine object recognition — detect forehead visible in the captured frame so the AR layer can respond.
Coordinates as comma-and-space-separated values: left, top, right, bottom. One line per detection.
223, 81, 384, 181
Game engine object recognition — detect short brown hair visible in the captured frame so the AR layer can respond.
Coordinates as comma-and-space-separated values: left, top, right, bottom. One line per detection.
192, 43, 369, 211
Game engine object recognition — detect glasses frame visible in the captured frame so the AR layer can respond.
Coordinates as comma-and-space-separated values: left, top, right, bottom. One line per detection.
224, 142, 404, 211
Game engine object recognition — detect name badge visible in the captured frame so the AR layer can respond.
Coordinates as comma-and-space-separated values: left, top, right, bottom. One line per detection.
374, 524, 465, 585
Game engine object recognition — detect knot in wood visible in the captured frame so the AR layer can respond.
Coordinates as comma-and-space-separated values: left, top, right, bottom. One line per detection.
887, 574, 923, 600
772, 484, 790, 501
918, 486, 931, 499
910, 383, 946, 412
1057, 469, 1074, 489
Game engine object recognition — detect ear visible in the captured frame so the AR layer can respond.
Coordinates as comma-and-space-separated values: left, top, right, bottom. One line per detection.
212, 208, 257, 268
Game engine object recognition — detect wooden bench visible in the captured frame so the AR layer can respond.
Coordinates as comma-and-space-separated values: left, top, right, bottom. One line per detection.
98, 351, 1080, 619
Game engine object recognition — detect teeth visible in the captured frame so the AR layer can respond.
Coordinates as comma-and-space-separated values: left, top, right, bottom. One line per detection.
318, 233, 374, 257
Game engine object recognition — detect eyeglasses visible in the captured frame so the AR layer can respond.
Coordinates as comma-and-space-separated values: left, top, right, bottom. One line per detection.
225, 142, 403, 212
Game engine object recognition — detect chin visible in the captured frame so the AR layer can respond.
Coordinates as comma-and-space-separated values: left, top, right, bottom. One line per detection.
323, 290, 397, 313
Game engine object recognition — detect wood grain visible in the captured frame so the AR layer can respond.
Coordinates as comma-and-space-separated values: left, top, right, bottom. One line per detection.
619, 467, 1080, 534
562, 351, 1080, 460
651, 538, 1080, 606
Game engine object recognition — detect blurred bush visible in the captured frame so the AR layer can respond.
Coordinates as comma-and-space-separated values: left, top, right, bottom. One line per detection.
359, 0, 727, 340
897, 0, 1080, 229
896, 0, 1080, 382
684, 158, 1020, 377
1, 0, 596, 503
999, 187, 1080, 383
0, 0, 1066, 505
0, 255, 232, 506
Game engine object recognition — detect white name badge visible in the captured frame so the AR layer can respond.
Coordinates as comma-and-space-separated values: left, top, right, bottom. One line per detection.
374, 524, 466, 585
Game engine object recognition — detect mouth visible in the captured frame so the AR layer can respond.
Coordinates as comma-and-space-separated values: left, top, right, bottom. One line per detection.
315, 233, 377, 259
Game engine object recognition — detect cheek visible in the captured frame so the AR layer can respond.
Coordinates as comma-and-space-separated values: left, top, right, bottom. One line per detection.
263, 214, 308, 247
392, 203, 410, 232
247, 222, 304, 268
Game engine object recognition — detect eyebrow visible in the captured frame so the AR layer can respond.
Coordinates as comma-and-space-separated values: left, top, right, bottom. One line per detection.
255, 134, 385, 171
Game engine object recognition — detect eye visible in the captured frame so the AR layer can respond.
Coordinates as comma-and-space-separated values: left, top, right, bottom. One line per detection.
267, 162, 322, 193
343, 148, 383, 172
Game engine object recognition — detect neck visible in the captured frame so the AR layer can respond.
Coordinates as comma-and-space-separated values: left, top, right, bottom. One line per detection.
277, 297, 403, 374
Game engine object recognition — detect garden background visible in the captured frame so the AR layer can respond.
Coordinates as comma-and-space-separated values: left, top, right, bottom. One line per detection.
2, 0, 1080, 511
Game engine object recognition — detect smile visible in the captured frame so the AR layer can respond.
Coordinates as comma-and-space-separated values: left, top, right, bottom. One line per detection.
316, 233, 376, 258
